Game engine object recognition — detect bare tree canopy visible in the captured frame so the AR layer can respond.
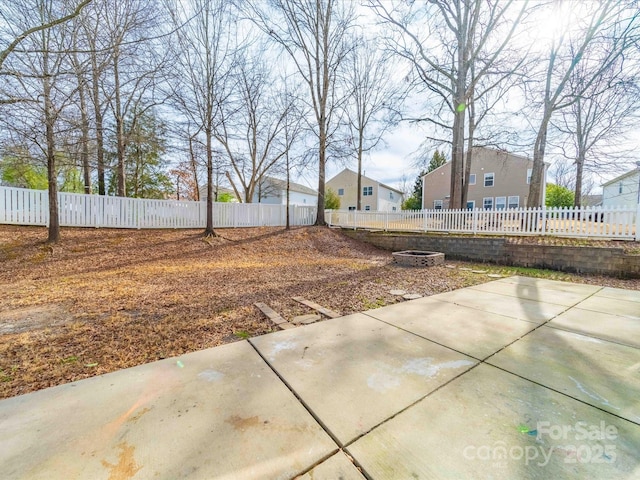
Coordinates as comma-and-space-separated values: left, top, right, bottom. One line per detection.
0, 0, 639, 246
0, 0, 92, 71
246, 0, 356, 225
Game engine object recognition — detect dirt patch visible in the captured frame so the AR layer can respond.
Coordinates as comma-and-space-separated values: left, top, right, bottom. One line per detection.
0, 304, 72, 335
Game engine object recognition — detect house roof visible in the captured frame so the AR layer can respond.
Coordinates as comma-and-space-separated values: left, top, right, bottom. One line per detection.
261, 176, 318, 196
581, 194, 603, 207
330, 168, 404, 194
198, 185, 239, 200
602, 168, 640, 187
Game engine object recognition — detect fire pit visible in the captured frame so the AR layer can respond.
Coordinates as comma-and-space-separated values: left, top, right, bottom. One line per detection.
392, 250, 445, 267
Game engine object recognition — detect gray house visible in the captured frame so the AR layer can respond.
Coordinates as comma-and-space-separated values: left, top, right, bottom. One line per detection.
252, 176, 318, 206
602, 168, 640, 208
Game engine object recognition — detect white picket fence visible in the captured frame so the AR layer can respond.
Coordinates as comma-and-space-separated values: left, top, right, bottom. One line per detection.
326, 205, 640, 240
0, 186, 317, 229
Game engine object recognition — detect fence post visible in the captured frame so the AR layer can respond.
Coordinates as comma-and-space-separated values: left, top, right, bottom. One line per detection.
540, 206, 546, 236
384, 210, 389, 231
472, 207, 478, 235
636, 202, 640, 241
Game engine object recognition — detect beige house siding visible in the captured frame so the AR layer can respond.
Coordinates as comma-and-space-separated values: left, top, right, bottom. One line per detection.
326, 168, 403, 211
422, 147, 546, 209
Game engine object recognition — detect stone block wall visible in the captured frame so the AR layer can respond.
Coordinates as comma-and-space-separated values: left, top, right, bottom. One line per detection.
342, 230, 640, 278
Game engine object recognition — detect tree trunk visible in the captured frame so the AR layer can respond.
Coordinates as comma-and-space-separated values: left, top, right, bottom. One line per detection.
450, 101, 465, 209
204, 127, 216, 237
286, 155, 291, 230
528, 118, 549, 208
316, 121, 326, 226
189, 135, 200, 201
78, 79, 91, 194
462, 97, 475, 208
43, 50, 59, 243
574, 154, 585, 207
113, 49, 126, 197
357, 131, 363, 211
90, 54, 106, 195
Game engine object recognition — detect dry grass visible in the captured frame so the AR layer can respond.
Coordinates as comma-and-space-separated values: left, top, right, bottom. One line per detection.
2, 225, 638, 400
0, 225, 484, 399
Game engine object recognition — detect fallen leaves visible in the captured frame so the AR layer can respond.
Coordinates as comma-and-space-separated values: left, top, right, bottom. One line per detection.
1, 224, 638, 399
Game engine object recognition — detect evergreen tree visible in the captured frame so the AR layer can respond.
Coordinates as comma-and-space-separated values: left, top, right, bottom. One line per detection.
325, 187, 341, 210
107, 109, 174, 199
402, 170, 427, 210
428, 149, 447, 172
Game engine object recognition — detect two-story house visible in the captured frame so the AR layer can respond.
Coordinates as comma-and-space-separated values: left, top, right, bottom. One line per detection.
422, 147, 547, 210
326, 168, 404, 211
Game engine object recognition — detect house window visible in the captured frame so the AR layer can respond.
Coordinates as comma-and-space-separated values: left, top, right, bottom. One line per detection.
469, 174, 476, 185
348, 206, 356, 211
389, 191, 394, 199
303, 199, 307, 204
483, 197, 493, 209
495, 196, 506, 209
527, 168, 533, 184
466, 200, 475, 210
392, 206, 397, 211
434, 200, 443, 210
619, 182, 623, 194
365, 205, 371, 211
338, 188, 344, 196
363, 186, 373, 196
484, 173, 495, 187
508, 196, 520, 208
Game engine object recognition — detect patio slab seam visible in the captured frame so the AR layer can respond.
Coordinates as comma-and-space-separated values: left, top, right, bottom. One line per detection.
359, 310, 487, 362
248, 315, 484, 454
482, 361, 640, 428
345, 283, 640, 450
244, 338, 346, 454
544, 319, 640, 350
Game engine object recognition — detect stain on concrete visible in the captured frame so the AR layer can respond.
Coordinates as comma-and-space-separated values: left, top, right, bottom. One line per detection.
127, 407, 151, 424
101, 442, 142, 480
226, 415, 262, 430
268, 340, 298, 361
197, 369, 224, 382
367, 358, 475, 393
367, 372, 401, 393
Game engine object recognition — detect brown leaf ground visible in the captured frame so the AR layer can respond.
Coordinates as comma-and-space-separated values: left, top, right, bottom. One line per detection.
1, 225, 638, 399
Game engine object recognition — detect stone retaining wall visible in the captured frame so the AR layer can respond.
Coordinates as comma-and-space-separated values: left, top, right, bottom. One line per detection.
342, 230, 640, 278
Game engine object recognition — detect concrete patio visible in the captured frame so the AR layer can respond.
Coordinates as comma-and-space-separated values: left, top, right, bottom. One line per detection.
1, 276, 639, 479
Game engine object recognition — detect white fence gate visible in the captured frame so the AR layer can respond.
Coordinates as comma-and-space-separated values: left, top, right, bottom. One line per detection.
0, 186, 317, 229
326, 205, 640, 241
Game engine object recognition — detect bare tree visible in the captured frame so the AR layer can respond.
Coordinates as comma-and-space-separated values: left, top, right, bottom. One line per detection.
0, 0, 91, 72
1, 0, 78, 242
247, 0, 356, 225
69, 25, 92, 194
368, 0, 528, 209
343, 34, 404, 210
525, 1, 639, 207
215, 54, 299, 204
554, 53, 640, 206
102, 0, 164, 197
76, 0, 112, 195
165, 0, 237, 237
